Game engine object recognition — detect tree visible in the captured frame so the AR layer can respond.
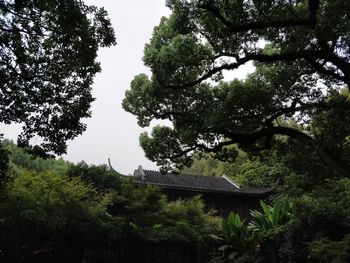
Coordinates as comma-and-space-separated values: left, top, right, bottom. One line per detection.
181, 147, 285, 188
2, 139, 72, 177
0, 0, 116, 156
0, 170, 116, 262
65, 160, 220, 244
123, 0, 350, 175
66, 161, 122, 191
181, 146, 249, 177
0, 138, 9, 186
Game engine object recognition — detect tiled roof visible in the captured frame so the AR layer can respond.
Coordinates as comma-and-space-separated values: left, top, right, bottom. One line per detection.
132, 166, 273, 197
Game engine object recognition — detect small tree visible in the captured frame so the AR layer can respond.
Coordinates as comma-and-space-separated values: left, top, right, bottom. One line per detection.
0, 171, 116, 262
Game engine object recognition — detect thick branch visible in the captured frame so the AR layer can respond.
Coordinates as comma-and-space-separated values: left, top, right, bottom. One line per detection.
167, 146, 196, 161
220, 126, 314, 146
321, 51, 350, 84
221, 126, 350, 176
195, 140, 234, 153
198, 0, 319, 32
305, 58, 348, 82
167, 50, 324, 89
163, 123, 350, 176
264, 101, 329, 125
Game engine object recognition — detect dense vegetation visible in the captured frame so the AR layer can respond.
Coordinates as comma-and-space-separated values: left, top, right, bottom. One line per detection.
123, 0, 350, 175
0, 0, 116, 157
183, 127, 350, 262
0, 140, 220, 262
3, 136, 350, 262
122, 0, 350, 262
1, 0, 350, 262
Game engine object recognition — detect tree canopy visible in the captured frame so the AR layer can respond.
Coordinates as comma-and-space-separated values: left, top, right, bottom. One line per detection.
0, 0, 116, 156
123, 0, 350, 174
0, 141, 220, 262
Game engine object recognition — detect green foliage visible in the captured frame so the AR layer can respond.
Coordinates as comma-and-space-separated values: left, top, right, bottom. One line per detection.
235, 159, 283, 188
121, 4, 350, 261
6, 171, 113, 231
3, 140, 72, 177
212, 200, 293, 263
212, 212, 257, 263
0, 171, 116, 261
311, 93, 350, 163
67, 161, 121, 191
221, 213, 247, 239
123, 0, 350, 177
249, 200, 293, 240
276, 177, 350, 262
0, 139, 9, 186
148, 196, 220, 242
0, 0, 116, 156
109, 178, 220, 243
181, 147, 248, 178
308, 235, 350, 263
182, 146, 286, 188
64, 159, 221, 243
122, 2, 350, 257
139, 125, 194, 170
0, 143, 220, 262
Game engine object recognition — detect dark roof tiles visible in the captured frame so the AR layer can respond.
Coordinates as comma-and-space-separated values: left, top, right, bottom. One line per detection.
133, 168, 273, 196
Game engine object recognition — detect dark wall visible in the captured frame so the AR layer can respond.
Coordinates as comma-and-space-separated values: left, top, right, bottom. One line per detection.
84, 240, 215, 263
163, 188, 264, 220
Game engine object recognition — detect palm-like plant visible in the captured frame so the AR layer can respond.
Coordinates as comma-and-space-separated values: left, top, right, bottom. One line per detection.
211, 200, 293, 262
221, 212, 249, 241
212, 212, 258, 262
249, 200, 293, 263
249, 200, 293, 236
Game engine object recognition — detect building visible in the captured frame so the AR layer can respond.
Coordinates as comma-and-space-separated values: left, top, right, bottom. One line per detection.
132, 165, 274, 219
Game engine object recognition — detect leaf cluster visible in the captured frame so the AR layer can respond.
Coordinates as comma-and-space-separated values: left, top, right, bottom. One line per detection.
212, 200, 293, 263
0, 0, 116, 156
123, 0, 350, 177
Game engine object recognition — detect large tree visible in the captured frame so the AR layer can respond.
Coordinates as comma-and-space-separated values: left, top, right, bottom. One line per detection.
123, 0, 350, 175
0, 0, 115, 156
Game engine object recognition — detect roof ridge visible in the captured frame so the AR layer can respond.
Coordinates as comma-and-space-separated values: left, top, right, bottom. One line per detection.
222, 175, 240, 188
137, 167, 274, 196
143, 169, 222, 178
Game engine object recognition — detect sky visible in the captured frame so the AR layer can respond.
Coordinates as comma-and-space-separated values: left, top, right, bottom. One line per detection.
0, 0, 253, 175
63, 0, 171, 174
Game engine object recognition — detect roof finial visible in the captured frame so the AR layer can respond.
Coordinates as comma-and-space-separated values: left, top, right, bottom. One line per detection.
138, 165, 146, 180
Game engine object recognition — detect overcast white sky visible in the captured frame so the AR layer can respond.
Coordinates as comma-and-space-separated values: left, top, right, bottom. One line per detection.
0, 0, 253, 175
67, 0, 173, 174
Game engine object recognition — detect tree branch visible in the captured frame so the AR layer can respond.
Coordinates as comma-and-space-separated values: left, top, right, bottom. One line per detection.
195, 140, 234, 153
167, 146, 196, 161
167, 50, 324, 89
198, 0, 320, 33
218, 126, 350, 176
264, 100, 329, 125
304, 58, 348, 82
